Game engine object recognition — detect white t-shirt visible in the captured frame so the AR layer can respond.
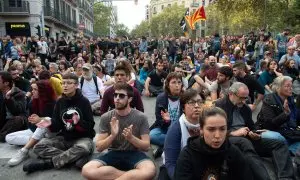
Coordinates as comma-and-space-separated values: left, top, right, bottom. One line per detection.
79, 76, 104, 103
37, 41, 48, 54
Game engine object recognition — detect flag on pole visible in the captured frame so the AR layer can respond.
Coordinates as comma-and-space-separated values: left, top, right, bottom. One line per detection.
179, 8, 190, 36
192, 5, 206, 25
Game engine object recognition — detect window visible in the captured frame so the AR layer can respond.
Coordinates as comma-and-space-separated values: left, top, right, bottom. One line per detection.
161, 5, 164, 10
72, 9, 77, 22
9, 0, 22, 7
168, 4, 171, 7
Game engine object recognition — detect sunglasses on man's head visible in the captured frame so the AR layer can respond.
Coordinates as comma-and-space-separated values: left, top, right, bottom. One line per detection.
113, 93, 128, 99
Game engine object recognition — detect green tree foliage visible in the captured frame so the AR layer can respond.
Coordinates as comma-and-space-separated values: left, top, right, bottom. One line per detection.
93, 3, 112, 37
131, 20, 150, 38
131, 4, 185, 37
206, 0, 300, 35
115, 23, 130, 37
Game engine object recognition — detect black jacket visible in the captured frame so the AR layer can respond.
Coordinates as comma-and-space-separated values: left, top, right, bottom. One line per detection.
49, 89, 95, 140
151, 92, 182, 131
257, 93, 297, 131
174, 136, 253, 180
0, 87, 27, 129
215, 96, 255, 132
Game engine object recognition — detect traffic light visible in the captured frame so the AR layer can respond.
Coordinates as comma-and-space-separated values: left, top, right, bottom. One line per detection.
35, 25, 41, 36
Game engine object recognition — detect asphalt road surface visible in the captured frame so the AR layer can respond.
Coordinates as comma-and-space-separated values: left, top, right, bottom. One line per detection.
0, 96, 292, 180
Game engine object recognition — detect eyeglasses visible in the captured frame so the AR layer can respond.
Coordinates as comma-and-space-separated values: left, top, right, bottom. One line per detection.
234, 93, 249, 101
187, 99, 203, 106
113, 93, 128, 99
62, 81, 76, 85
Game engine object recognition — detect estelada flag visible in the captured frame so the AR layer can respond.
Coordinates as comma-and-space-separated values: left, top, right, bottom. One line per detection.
192, 5, 206, 25
179, 8, 190, 34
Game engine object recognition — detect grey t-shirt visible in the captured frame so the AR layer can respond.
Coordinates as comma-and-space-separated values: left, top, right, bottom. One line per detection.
209, 81, 231, 98
99, 109, 150, 151
231, 108, 246, 131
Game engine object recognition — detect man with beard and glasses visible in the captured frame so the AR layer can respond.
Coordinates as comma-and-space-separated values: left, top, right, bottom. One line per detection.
209, 66, 233, 101
99, 65, 144, 116
215, 82, 295, 180
82, 82, 156, 180
79, 63, 104, 115
232, 62, 264, 111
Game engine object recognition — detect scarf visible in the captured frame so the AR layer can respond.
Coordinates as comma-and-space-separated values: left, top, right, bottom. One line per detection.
179, 114, 200, 148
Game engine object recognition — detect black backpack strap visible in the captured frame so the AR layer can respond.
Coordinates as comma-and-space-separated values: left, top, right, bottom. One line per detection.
93, 75, 99, 94
80, 77, 84, 89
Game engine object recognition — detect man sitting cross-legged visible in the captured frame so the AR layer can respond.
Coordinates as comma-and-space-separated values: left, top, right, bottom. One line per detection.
82, 82, 156, 180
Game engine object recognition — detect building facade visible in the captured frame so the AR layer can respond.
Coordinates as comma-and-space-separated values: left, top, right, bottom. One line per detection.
0, 0, 94, 39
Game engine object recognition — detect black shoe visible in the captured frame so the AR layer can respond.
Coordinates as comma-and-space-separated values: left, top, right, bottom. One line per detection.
23, 159, 54, 173
153, 147, 163, 159
75, 155, 90, 169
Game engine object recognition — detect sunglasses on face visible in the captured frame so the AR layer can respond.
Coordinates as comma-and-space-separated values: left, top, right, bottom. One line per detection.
113, 92, 128, 99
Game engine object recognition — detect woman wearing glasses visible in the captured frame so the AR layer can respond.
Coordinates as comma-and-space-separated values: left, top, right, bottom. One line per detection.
160, 89, 204, 180
174, 107, 253, 180
150, 72, 184, 158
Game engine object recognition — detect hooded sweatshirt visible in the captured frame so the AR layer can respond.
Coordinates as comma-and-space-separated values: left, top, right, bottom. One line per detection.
49, 89, 95, 140
174, 136, 253, 180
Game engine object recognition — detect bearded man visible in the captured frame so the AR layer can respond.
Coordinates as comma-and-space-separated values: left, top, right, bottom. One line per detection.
79, 63, 104, 114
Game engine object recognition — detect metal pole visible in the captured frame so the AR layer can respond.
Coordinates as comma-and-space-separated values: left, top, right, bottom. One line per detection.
263, 0, 266, 28
40, 1, 45, 36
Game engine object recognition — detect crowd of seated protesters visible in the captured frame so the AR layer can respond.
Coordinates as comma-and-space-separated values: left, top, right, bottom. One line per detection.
1, 32, 300, 180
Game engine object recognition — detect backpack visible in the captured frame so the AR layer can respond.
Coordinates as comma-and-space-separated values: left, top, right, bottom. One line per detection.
80, 75, 99, 94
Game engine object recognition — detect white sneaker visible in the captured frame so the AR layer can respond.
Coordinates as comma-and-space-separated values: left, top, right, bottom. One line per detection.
7, 148, 29, 166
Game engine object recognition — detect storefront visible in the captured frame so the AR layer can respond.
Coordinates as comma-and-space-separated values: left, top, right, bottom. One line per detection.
5, 22, 31, 37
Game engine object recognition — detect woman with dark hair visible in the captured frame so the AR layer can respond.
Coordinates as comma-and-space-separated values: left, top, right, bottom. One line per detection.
59, 60, 69, 75
6, 80, 56, 166
282, 59, 299, 81
160, 89, 204, 180
174, 107, 253, 180
137, 59, 153, 92
150, 72, 184, 158
258, 60, 283, 93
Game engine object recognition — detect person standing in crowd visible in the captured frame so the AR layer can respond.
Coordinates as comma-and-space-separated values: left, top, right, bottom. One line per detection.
215, 82, 295, 180
257, 76, 300, 154
37, 37, 49, 66
163, 89, 204, 179
139, 36, 148, 53
23, 73, 95, 173
276, 28, 290, 60
99, 65, 144, 116
174, 107, 253, 180
82, 82, 156, 180
0, 71, 27, 142
150, 72, 184, 158
6, 80, 56, 166
144, 59, 168, 97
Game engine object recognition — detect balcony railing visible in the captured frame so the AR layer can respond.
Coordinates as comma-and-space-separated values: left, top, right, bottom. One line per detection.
44, 6, 77, 29
77, 0, 93, 18
0, 0, 30, 14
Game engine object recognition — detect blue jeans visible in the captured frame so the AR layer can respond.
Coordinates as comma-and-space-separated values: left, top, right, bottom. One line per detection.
262, 131, 300, 155
150, 128, 167, 147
